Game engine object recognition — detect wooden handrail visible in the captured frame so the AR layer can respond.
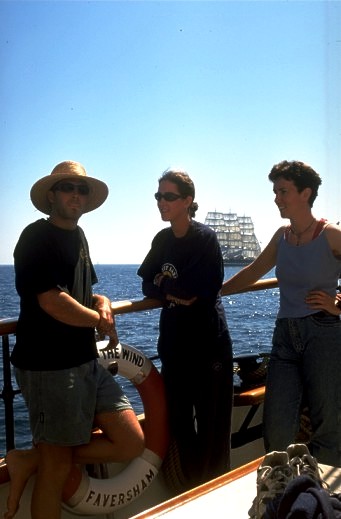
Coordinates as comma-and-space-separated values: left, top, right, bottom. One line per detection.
0, 318, 17, 336
221, 277, 278, 296
111, 277, 278, 315
0, 278, 278, 334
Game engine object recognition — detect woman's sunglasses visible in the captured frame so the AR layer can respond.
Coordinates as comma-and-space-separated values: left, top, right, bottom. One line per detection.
154, 192, 182, 202
52, 182, 90, 196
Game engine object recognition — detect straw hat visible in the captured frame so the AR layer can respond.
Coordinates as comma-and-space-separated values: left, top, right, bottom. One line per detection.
30, 161, 109, 215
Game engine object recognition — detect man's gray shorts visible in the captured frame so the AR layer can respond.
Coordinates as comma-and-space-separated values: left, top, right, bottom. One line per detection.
15, 360, 132, 446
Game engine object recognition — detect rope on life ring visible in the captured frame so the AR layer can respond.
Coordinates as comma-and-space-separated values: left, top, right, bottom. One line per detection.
62, 342, 169, 515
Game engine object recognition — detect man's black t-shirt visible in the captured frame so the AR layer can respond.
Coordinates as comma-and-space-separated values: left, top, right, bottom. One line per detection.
11, 219, 98, 370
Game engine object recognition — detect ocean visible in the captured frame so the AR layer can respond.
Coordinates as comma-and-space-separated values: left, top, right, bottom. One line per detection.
0, 264, 279, 458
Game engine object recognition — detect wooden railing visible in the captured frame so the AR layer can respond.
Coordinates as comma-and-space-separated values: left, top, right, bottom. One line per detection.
110, 277, 279, 315
0, 278, 278, 452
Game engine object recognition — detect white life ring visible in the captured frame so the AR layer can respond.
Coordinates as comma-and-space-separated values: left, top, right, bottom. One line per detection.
62, 342, 169, 515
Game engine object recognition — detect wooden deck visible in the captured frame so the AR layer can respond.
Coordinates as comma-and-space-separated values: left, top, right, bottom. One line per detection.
131, 460, 341, 519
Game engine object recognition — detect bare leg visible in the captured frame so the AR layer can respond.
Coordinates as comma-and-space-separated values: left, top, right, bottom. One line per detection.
62, 410, 144, 503
31, 443, 73, 519
73, 409, 144, 464
3, 410, 144, 517
62, 409, 144, 502
3, 448, 38, 519
3, 445, 73, 519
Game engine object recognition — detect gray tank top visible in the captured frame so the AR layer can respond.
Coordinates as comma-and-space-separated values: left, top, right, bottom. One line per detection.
275, 229, 341, 318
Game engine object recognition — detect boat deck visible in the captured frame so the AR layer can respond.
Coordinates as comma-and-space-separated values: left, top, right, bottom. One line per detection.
131, 459, 341, 519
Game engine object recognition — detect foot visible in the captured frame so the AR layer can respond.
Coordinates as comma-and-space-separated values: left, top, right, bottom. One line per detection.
3, 449, 38, 519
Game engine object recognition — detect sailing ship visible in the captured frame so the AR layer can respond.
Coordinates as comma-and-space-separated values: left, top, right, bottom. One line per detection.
204, 211, 261, 265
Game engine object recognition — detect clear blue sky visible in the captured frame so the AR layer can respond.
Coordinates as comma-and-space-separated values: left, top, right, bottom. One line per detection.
1, 0, 340, 265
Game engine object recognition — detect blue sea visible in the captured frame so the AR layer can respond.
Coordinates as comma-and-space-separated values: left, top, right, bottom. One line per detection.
0, 264, 279, 458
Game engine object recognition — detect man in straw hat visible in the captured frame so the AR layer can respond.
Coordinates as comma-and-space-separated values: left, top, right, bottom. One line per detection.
4, 161, 144, 519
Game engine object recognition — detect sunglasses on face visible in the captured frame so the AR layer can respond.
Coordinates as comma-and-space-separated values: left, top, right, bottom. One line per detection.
52, 182, 90, 196
154, 192, 182, 202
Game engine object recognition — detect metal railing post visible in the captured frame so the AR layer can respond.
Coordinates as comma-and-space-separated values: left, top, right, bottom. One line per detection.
1, 334, 15, 451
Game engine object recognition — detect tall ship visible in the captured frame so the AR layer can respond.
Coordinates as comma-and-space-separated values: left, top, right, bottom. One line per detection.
204, 211, 261, 265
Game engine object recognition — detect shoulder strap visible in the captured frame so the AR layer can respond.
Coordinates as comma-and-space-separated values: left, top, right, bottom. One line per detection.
284, 225, 291, 240
312, 218, 327, 240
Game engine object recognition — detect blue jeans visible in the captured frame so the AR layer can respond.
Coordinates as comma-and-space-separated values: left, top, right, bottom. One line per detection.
264, 313, 341, 466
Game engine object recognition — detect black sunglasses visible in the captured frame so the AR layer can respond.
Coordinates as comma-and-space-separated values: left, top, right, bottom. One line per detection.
154, 192, 182, 202
52, 182, 90, 196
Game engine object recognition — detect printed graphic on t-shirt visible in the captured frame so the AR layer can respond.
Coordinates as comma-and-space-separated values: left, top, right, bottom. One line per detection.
161, 263, 178, 279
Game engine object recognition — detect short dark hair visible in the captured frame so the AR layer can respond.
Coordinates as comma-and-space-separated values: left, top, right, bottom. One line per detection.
268, 160, 322, 207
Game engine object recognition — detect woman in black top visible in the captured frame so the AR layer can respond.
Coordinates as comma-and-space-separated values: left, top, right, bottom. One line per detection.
138, 168, 233, 489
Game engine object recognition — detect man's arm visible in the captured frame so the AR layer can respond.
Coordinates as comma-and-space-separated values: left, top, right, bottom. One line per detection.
38, 288, 100, 327
38, 289, 118, 341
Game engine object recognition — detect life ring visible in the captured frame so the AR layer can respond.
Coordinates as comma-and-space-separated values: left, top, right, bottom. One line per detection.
61, 342, 169, 515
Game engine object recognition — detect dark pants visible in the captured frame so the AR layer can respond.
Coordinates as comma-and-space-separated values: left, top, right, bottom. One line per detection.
160, 329, 233, 488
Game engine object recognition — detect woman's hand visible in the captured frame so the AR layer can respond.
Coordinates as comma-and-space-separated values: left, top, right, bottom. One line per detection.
153, 273, 165, 287
305, 290, 341, 316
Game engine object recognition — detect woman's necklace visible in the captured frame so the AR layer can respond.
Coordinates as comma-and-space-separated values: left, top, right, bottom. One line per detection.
290, 217, 316, 246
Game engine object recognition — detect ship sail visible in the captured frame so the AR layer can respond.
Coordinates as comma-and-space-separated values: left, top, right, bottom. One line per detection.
204, 211, 261, 265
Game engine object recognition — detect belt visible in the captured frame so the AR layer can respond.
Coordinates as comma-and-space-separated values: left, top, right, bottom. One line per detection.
311, 311, 340, 321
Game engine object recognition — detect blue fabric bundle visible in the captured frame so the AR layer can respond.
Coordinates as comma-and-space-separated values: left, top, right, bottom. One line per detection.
264, 475, 341, 518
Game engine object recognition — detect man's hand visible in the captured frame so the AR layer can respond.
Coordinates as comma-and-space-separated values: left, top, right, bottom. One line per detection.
93, 294, 117, 340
